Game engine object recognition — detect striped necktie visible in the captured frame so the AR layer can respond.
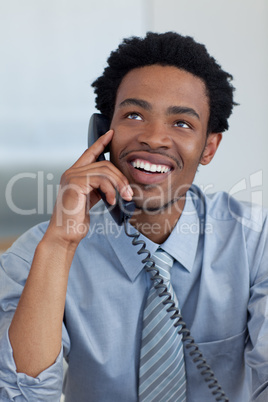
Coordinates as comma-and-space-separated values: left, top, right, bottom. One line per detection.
138, 248, 186, 401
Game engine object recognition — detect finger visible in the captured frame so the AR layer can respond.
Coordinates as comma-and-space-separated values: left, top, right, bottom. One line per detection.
93, 171, 133, 202
71, 130, 114, 168
87, 167, 134, 201
65, 162, 133, 200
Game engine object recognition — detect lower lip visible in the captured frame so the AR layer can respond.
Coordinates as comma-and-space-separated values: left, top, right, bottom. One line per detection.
127, 162, 172, 185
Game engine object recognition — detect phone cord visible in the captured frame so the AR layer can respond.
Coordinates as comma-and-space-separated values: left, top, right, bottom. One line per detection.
123, 217, 229, 402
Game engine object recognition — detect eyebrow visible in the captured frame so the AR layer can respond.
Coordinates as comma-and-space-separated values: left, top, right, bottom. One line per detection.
167, 105, 200, 120
118, 98, 200, 120
118, 98, 152, 111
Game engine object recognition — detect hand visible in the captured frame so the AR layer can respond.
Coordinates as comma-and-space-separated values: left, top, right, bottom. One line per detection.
45, 130, 133, 247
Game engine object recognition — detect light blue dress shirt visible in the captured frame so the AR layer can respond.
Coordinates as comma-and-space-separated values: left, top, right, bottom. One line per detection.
0, 185, 268, 402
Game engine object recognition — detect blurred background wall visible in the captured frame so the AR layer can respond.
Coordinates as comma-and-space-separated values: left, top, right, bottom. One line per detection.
1, 0, 267, 249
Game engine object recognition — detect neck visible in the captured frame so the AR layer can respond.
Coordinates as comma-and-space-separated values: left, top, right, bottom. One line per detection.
129, 197, 186, 243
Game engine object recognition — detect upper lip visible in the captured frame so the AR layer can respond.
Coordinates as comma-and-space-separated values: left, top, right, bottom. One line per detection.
125, 151, 177, 170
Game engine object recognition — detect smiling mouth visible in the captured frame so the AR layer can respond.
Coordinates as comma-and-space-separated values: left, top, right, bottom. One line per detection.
130, 159, 171, 174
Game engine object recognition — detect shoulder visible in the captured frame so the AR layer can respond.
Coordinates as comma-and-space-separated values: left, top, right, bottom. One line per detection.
3, 221, 49, 263
189, 184, 267, 233
0, 222, 49, 285
2, 200, 109, 264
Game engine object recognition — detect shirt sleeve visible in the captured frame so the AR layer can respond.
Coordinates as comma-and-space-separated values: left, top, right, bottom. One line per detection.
245, 210, 268, 400
0, 329, 64, 401
0, 235, 71, 401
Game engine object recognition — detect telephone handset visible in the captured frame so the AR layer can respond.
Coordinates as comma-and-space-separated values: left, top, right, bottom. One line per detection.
88, 113, 136, 225
87, 113, 228, 401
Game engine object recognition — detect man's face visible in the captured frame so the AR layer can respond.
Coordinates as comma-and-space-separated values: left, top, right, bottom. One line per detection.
109, 65, 215, 213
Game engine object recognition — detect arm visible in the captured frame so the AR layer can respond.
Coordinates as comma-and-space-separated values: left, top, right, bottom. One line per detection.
0, 230, 70, 402
246, 212, 268, 401
8, 129, 133, 378
8, 237, 74, 378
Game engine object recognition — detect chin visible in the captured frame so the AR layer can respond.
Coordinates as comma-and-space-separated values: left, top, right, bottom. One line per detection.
133, 199, 175, 214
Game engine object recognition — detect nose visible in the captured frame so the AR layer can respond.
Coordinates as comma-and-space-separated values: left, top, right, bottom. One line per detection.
137, 121, 172, 150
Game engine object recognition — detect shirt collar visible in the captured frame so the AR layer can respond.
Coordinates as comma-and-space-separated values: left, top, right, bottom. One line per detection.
160, 191, 200, 272
105, 213, 158, 282
105, 190, 200, 281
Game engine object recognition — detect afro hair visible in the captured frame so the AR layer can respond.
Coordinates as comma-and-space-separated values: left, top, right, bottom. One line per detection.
92, 32, 236, 134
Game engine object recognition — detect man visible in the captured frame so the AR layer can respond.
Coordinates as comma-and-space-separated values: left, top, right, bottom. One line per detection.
0, 32, 267, 401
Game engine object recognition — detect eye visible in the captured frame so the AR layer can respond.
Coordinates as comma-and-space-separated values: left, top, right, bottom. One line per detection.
126, 113, 142, 121
174, 120, 191, 129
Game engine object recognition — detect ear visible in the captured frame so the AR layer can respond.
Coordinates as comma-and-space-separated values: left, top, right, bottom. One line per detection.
200, 133, 222, 165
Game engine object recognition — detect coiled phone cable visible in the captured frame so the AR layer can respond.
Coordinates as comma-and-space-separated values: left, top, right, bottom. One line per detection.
124, 216, 229, 402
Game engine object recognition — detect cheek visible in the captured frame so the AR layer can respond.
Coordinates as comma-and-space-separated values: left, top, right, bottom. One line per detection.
109, 131, 127, 164
109, 147, 118, 166
176, 139, 205, 165
111, 126, 133, 151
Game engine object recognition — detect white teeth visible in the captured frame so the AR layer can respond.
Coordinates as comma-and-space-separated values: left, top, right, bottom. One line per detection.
161, 166, 169, 173
144, 162, 150, 171
131, 159, 170, 173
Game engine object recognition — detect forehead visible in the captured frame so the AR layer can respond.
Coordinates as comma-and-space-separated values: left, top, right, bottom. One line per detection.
114, 65, 210, 120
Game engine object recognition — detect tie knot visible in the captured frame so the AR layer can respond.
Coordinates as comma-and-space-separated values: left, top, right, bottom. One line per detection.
151, 248, 174, 281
